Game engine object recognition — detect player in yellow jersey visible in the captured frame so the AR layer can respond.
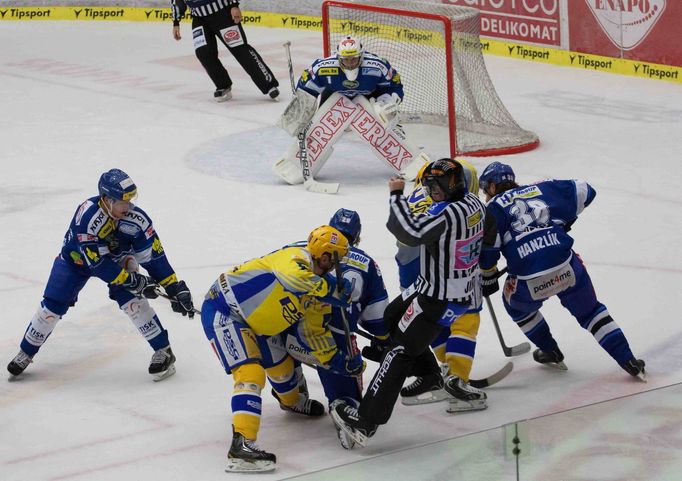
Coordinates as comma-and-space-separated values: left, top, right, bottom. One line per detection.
200, 225, 354, 473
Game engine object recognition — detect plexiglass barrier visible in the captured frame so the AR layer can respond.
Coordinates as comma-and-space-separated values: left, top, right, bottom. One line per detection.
287, 383, 682, 481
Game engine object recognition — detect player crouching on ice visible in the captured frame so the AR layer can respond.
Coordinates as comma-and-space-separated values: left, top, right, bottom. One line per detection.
274, 35, 430, 188
7, 169, 194, 382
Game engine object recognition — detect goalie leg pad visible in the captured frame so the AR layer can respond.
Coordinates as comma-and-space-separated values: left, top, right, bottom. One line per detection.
233, 362, 266, 441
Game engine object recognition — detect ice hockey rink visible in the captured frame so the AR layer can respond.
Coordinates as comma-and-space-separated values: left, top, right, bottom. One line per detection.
1, 20, 681, 481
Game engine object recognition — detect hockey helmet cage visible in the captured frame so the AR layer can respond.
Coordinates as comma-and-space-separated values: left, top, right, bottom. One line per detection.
337, 36, 364, 81
422, 158, 467, 201
307, 225, 349, 261
98, 169, 138, 202
479, 161, 515, 193
329, 208, 362, 246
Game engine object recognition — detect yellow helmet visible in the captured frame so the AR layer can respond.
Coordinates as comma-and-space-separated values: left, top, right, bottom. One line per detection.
414, 160, 433, 188
456, 158, 479, 196
307, 225, 349, 260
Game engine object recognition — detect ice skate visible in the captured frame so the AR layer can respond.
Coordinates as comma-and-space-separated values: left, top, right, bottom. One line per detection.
533, 347, 567, 371
271, 389, 325, 417
148, 346, 176, 382
330, 400, 377, 448
7, 350, 33, 379
226, 427, 276, 473
268, 87, 280, 100
444, 376, 488, 413
214, 88, 232, 102
400, 372, 449, 405
621, 358, 646, 382
329, 399, 356, 449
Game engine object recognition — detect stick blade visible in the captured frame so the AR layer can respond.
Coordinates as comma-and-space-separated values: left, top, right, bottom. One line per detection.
469, 362, 514, 389
305, 179, 340, 194
507, 342, 531, 357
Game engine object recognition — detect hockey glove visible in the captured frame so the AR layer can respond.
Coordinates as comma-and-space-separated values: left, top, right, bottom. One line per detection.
121, 271, 157, 297
482, 267, 500, 297
165, 280, 195, 318
361, 334, 392, 363
328, 349, 364, 377
317, 274, 352, 307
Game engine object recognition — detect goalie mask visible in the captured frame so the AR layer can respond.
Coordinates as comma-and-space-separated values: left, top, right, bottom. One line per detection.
337, 36, 364, 81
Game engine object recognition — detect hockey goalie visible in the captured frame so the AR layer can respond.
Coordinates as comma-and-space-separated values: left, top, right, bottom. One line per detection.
274, 36, 430, 188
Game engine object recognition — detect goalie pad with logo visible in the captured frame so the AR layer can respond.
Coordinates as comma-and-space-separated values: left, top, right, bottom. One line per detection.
274, 93, 430, 185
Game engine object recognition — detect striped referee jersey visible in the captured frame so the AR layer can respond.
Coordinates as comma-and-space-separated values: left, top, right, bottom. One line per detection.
172, 0, 239, 23
388, 191, 494, 302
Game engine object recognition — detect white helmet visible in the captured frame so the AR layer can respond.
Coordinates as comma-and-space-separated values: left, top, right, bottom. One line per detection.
336, 36, 364, 81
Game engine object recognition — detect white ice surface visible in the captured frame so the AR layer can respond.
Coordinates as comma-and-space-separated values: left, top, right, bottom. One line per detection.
1, 21, 681, 481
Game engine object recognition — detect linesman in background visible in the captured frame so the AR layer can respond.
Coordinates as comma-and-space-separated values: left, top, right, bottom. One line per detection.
171, 0, 279, 101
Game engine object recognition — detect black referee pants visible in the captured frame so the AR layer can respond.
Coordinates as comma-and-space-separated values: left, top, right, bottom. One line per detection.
358, 291, 448, 425
191, 11, 278, 93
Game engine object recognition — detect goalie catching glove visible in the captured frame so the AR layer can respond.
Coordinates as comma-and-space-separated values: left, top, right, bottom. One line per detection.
371, 92, 401, 125
277, 88, 317, 137
164, 280, 195, 318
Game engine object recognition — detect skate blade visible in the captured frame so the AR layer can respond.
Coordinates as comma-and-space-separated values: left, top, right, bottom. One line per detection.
152, 364, 176, 382
225, 459, 275, 473
635, 371, 647, 382
335, 426, 356, 450
539, 361, 568, 371
446, 399, 488, 413
330, 409, 369, 448
401, 388, 450, 406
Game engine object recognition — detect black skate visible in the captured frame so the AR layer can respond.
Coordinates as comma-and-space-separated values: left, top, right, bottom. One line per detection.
7, 350, 33, 378
214, 88, 232, 102
621, 359, 646, 382
533, 348, 567, 371
148, 346, 176, 382
443, 376, 488, 413
268, 87, 280, 100
330, 400, 377, 448
226, 427, 276, 473
271, 389, 325, 417
400, 372, 448, 406
329, 399, 359, 450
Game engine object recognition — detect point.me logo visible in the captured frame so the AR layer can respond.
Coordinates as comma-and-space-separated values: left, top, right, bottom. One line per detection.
586, 0, 666, 50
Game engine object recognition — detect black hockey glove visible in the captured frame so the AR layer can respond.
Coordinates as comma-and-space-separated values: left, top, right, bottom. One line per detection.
122, 271, 157, 297
361, 334, 392, 363
165, 280, 195, 318
328, 350, 364, 377
482, 267, 500, 297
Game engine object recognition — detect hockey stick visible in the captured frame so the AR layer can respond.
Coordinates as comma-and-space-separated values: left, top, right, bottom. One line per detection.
283, 41, 339, 195
333, 252, 355, 357
485, 295, 530, 357
151, 285, 202, 315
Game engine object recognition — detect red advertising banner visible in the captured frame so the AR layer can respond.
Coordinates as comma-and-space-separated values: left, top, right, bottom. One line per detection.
442, 0, 562, 46
569, 1, 682, 66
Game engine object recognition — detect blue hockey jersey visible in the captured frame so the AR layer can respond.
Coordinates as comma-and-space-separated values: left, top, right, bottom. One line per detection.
297, 53, 404, 102
60, 196, 177, 286
480, 180, 596, 279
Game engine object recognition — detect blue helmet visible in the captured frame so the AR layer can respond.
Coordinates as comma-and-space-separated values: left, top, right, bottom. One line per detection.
98, 169, 137, 202
329, 208, 362, 245
479, 162, 515, 193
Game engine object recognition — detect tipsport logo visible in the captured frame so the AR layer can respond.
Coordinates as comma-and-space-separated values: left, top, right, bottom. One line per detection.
586, 0, 666, 50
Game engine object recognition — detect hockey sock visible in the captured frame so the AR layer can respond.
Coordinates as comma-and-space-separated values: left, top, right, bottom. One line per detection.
581, 310, 635, 364
514, 311, 558, 353
266, 356, 299, 407
121, 298, 169, 351
444, 313, 480, 381
20, 302, 63, 357
232, 363, 266, 440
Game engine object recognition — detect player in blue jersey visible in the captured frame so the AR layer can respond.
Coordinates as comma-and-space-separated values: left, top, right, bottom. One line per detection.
281, 209, 390, 449
7, 169, 194, 381
478, 162, 645, 380
274, 36, 429, 186
297, 36, 404, 115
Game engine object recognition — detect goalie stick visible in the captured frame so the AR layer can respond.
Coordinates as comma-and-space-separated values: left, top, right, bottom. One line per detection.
283, 41, 339, 194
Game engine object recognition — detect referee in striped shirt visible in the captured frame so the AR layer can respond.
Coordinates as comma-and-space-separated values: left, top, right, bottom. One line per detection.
332, 159, 496, 445
171, 0, 279, 101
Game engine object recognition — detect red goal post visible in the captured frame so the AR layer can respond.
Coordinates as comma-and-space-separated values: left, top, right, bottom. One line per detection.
322, 0, 540, 157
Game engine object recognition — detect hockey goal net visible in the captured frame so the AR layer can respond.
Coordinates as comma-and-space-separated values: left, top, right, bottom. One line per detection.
322, 0, 539, 157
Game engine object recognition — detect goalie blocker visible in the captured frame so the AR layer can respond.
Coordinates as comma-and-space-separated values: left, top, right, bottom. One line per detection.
274, 92, 430, 185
